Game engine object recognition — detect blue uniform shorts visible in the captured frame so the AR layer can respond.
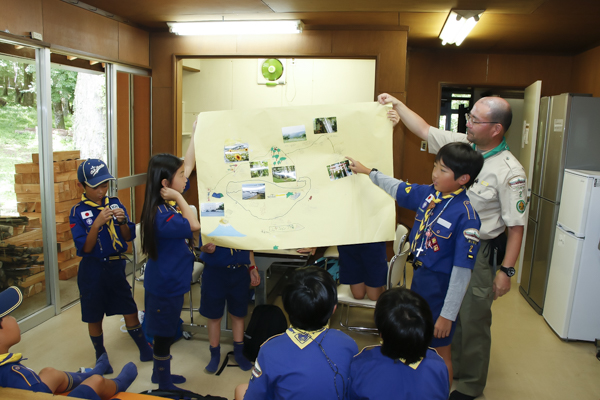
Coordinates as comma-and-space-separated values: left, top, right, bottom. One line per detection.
338, 243, 388, 288
199, 264, 251, 319
77, 257, 138, 323
411, 266, 455, 347
144, 292, 185, 338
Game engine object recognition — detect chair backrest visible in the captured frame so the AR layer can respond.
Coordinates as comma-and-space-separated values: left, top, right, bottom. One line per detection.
393, 224, 409, 255
387, 241, 410, 289
133, 223, 147, 265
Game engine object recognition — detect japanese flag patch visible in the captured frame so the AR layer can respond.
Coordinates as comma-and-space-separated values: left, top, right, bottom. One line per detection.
81, 210, 93, 219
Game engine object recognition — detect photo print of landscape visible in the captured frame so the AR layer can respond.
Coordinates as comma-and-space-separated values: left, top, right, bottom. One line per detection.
327, 160, 353, 181
250, 161, 269, 178
242, 183, 266, 200
224, 141, 249, 163
313, 117, 337, 134
201, 202, 225, 217
272, 165, 296, 183
281, 125, 306, 143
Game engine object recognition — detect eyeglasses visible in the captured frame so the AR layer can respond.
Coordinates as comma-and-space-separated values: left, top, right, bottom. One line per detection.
465, 113, 499, 125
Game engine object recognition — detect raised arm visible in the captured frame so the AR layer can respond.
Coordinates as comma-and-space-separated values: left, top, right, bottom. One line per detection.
184, 116, 198, 178
378, 93, 431, 140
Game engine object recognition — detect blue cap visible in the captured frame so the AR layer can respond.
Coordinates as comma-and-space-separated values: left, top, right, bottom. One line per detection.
0, 287, 22, 318
77, 159, 115, 188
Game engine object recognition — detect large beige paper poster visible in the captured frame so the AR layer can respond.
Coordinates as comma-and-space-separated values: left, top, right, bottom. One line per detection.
195, 102, 395, 250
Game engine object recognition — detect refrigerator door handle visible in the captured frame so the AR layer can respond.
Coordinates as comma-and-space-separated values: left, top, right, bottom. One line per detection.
557, 223, 577, 237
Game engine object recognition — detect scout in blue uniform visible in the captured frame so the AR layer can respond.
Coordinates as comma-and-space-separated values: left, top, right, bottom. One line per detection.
70, 159, 152, 373
338, 242, 388, 301
235, 266, 358, 400
349, 287, 449, 400
0, 287, 138, 399
140, 153, 201, 391
199, 244, 260, 373
348, 142, 483, 383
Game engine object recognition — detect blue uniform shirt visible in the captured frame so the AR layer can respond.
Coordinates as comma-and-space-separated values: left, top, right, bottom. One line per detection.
70, 196, 135, 258
349, 346, 449, 400
0, 353, 52, 394
395, 182, 480, 274
144, 204, 195, 297
245, 327, 358, 400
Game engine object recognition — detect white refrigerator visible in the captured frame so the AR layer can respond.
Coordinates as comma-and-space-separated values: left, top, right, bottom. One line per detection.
543, 169, 600, 341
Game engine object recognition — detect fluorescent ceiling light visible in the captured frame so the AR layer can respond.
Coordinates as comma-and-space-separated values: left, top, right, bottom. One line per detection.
439, 10, 483, 46
167, 20, 304, 36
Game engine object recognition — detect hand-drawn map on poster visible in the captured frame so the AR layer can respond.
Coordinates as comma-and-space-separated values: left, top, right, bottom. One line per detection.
195, 102, 395, 250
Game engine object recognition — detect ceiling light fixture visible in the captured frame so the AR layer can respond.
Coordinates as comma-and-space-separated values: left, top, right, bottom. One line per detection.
167, 20, 304, 36
439, 10, 483, 46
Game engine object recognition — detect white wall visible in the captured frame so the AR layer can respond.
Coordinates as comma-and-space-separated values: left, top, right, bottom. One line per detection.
181, 57, 376, 145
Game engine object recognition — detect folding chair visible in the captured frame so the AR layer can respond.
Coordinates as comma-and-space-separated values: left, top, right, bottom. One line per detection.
337, 224, 410, 333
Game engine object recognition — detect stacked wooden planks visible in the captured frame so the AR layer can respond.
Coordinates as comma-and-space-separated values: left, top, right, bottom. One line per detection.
2, 151, 85, 297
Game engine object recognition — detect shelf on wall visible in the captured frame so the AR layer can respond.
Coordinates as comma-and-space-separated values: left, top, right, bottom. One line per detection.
182, 66, 200, 72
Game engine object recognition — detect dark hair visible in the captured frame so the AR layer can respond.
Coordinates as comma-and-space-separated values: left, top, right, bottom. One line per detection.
282, 266, 337, 331
374, 287, 433, 364
140, 154, 184, 260
435, 142, 484, 188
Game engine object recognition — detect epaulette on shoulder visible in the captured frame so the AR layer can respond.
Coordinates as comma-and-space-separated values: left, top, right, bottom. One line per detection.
354, 345, 380, 358
462, 200, 478, 220
70, 203, 81, 216
261, 332, 286, 347
502, 153, 526, 176
157, 204, 167, 213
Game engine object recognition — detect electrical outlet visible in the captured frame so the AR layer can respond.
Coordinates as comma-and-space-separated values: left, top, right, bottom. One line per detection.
420, 141, 427, 151
30, 31, 43, 41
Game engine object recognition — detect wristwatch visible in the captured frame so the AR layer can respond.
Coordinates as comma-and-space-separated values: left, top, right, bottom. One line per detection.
370, 168, 378, 173
499, 266, 515, 277
118, 218, 129, 225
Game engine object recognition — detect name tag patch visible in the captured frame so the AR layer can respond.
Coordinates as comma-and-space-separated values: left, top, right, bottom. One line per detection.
437, 218, 451, 229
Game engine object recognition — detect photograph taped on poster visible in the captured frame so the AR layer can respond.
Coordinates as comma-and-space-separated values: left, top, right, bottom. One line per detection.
195, 102, 395, 250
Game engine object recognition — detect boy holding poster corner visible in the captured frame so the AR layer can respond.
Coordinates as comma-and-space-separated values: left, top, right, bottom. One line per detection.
347, 141, 483, 385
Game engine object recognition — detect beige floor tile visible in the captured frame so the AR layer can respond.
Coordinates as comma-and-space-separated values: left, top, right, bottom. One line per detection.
13, 271, 600, 400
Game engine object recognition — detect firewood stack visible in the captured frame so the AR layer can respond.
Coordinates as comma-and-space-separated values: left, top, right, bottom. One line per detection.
0, 151, 85, 296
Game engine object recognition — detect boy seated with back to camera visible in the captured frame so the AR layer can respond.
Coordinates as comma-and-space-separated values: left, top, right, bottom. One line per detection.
234, 266, 358, 400
348, 287, 450, 399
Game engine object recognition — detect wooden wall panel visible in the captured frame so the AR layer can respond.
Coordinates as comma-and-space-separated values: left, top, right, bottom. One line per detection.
116, 72, 131, 214
150, 33, 238, 88
133, 75, 151, 222
236, 30, 333, 55
1, 0, 43, 38
133, 75, 151, 173
487, 54, 573, 96
42, 0, 119, 60
332, 31, 407, 94
117, 72, 131, 178
118, 23, 150, 67
570, 45, 600, 96
152, 87, 174, 155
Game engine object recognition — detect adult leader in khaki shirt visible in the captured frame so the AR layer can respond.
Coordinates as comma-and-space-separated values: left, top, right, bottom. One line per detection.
378, 93, 527, 400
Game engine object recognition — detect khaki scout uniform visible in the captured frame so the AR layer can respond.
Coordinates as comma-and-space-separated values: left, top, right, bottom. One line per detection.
428, 127, 527, 397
